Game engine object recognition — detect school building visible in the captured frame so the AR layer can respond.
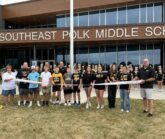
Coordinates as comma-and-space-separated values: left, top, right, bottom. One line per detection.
0, 0, 165, 70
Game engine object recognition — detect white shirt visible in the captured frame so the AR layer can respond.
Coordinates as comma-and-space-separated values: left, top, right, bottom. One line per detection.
40, 71, 51, 87
2, 72, 16, 90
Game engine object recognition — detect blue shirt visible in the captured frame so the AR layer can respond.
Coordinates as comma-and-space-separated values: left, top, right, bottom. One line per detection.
27, 72, 40, 89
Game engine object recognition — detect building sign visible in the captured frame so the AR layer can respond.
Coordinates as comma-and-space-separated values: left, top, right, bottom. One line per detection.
0, 24, 165, 43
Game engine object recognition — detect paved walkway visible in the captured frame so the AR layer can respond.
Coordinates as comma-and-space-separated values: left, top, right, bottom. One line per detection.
0, 85, 165, 103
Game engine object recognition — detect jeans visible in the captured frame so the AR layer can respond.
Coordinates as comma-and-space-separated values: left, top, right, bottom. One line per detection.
120, 89, 130, 111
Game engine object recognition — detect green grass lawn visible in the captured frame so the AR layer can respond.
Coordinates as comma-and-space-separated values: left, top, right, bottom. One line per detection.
0, 96, 165, 139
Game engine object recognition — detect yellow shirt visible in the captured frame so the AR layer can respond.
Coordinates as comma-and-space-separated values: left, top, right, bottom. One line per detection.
52, 72, 64, 85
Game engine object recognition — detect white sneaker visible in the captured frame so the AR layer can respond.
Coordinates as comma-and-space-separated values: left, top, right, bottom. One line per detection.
28, 102, 32, 108
126, 110, 130, 113
37, 101, 41, 107
121, 109, 124, 112
56, 100, 59, 104
86, 103, 89, 109
101, 105, 104, 109
64, 103, 67, 106
68, 102, 71, 106
58, 101, 61, 105
96, 105, 100, 109
17, 100, 21, 106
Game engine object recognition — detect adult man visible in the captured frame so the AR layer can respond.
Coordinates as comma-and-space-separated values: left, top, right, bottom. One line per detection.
59, 61, 66, 75
17, 62, 30, 106
136, 59, 155, 117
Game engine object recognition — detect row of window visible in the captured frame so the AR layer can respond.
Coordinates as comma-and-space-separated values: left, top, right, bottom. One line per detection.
56, 2, 163, 28
56, 43, 161, 66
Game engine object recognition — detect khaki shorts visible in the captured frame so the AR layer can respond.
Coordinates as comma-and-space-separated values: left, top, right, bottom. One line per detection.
140, 88, 153, 100
42, 86, 51, 94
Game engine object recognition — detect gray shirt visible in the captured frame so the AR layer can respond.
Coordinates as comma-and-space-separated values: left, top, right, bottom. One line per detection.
63, 73, 72, 89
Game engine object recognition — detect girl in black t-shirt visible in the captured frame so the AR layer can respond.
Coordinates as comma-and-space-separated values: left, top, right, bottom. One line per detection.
93, 66, 107, 109
82, 66, 94, 109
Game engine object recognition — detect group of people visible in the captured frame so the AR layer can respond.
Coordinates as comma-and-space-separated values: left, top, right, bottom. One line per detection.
0, 59, 163, 117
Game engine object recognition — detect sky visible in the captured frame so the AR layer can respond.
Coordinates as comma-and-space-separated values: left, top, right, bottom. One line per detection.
0, 0, 30, 5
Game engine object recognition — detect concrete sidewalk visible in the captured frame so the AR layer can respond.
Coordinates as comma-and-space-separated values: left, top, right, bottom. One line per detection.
0, 85, 165, 103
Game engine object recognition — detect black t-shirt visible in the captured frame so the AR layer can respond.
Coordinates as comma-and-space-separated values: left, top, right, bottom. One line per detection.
117, 72, 131, 90
94, 72, 107, 84
16, 68, 30, 89
108, 70, 118, 81
72, 73, 81, 85
138, 66, 155, 88
82, 72, 94, 85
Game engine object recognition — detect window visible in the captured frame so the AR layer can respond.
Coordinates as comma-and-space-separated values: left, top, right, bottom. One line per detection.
147, 3, 153, 23
118, 7, 126, 24
89, 47, 100, 64
118, 45, 126, 65
100, 10, 106, 25
79, 12, 89, 26
153, 43, 161, 65
127, 5, 139, 24
106, 8, 117, 25
105, 45, 117, 65
74, 13, 79, 27
89, 11, 99, 26
66, 15, 70, 27
140, 4, 146, 23
56, 15, 65, 28
146, 44, 154, 65
154, 2, 163, 23
78, 48, 89, 64
127, 44, 139, 65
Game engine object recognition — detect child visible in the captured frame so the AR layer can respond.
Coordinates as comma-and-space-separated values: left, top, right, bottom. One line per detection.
72, 67, 82, 106
117, 66, 131, 113
40, 66, 52, 106
2, 65, 16, 106
27, 66, 40, 108
63, 67, 72, 106
51, 66, 64, 104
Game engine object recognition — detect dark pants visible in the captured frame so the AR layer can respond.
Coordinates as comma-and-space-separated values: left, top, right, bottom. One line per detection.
108, 85, 117, 108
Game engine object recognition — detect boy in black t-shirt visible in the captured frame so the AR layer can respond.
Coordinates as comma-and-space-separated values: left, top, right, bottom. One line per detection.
16, 62, 30, 106
117, 66, 131, 113
72, 67, 82, 106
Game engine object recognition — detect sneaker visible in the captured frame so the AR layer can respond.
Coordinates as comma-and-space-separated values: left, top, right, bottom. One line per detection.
121, 109, 124, 112
64, 103, 67, 106
58, 101, 61, 105
96, 105, 100, 109
101, 105, 104, 109
56, 100, 59, 104
28, 104, 32, 108
89, 102, 92, 107
74, 102, 77, 106
77, 102, 81, 107
68, 102, 71, 106
147, 113, 153, 117
17, 101, 21, 107
86, 103, 89, 109
37, 101, 41, 107
42, 101, 45, 106
126, 110, 130, 113
143, 110, 148, 113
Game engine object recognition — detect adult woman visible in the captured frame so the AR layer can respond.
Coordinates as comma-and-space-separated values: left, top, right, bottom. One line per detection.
93, 65, 107, 109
